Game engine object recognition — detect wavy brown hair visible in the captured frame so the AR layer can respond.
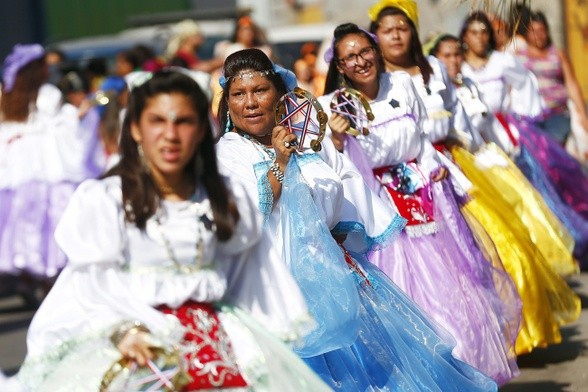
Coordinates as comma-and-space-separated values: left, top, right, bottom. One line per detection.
1, 58, 48, 122
104, 70, 239, 240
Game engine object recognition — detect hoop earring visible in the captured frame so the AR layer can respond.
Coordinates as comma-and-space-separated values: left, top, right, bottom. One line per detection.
224, 111, 233, 133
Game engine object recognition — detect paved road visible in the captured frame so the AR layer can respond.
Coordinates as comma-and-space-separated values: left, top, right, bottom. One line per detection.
1, 272, 587, 390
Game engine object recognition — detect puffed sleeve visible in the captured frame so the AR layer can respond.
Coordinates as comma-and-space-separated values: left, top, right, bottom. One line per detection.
215, 175, 264, 256
54, 178, 126, 266
319, 138, 406, 253
216, 133, 271, 219
503, 52, 545, 118
452, 100, 485, 151
26, 178, 184, 358
407, 80, 442, 177
435, 57, 458, 131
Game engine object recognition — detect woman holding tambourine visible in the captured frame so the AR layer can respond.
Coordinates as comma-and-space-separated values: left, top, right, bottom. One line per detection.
319, 21, 522, 386
216, 48, 497, 391
17, 70, 330, 392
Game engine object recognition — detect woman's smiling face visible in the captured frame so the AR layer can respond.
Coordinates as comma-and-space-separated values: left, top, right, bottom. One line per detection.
336, 34, 379, 89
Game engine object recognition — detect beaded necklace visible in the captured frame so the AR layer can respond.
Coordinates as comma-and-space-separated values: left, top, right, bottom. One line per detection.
237, 130, 275, 161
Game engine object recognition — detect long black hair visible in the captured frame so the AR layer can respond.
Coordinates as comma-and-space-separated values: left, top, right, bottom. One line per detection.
459, 11, 497, 53
428, 34, 461, 58
323, 23, 385, 95
104, 70, 239, 240
369, 6, 434, 85
528, 11, 552, 47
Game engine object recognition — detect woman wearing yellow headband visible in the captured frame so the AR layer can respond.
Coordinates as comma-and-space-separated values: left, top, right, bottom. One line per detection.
319, 19, 522, 386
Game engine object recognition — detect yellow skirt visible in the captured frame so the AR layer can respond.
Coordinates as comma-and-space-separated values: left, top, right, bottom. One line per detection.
453, 144, 581, 355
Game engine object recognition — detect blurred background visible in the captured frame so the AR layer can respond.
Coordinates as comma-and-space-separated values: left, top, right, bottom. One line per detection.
0, 0, 584, 98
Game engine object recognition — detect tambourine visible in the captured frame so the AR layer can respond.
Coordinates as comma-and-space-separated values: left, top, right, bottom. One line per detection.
100, 347, 191, 392
275, 87, 327, 152
330, 87, 374, 136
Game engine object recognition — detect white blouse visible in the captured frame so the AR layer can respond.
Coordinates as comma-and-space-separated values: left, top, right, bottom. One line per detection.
460, 50, 544, 154
0, 84, 92, 188
413, 57, 483, 150
461, 50, 543, 117
25, 175, 263, 358
319, 71, 441, 177
215, 132, 400, 339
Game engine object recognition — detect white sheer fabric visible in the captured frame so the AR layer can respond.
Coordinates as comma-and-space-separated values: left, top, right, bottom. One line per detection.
0, 84, 91, 188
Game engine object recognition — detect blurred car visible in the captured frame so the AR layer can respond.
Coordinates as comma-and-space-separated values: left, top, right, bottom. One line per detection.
53, 19, 234, 72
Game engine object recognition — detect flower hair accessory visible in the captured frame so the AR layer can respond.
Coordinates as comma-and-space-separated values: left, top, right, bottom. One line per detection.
2, 44, 46, 93
124, 71, 153, 91
368, 0, 419, 28
218, 64, 298, 91
324, 28, 379, 63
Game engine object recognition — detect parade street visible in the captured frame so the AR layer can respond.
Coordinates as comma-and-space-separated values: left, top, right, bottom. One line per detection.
1, 271, 587, 391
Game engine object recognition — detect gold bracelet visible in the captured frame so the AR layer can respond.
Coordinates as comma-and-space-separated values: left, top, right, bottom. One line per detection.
110, 320, 150, 347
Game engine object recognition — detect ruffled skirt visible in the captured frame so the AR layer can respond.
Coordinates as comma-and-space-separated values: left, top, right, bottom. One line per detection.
514, 143, 588, 268
369, 179, 521, 385
452, 145, 581, 354
452, 144, 578, 276
304, 250, 498, 391
513, 115, 588, 220
0, 180, 77, 278
17, 303, 331, 392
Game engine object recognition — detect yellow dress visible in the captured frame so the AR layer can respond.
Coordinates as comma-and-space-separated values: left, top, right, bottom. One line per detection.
452, 143, 581, 355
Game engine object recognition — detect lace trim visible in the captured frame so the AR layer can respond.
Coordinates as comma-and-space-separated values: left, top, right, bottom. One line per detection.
124, 262, 215, 275
18, 333, 116, 391
253, 160, 274, 223
371, 112, 416, 128
332, 214, 407, 253
296, 152, 322, 167
18, 318, 184, 390
405, 221, 438, 237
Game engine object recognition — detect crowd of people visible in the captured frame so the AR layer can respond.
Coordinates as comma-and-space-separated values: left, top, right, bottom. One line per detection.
1, 0, 587, 391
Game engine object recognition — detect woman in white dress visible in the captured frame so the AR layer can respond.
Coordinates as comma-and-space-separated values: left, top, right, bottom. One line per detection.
16, 70, 330, 391
0, 44, 94, 306
215, 47, 498, 391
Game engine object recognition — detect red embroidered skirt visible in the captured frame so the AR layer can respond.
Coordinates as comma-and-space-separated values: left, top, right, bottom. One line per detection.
373, 163, 436, 236
157, 301, 248, 390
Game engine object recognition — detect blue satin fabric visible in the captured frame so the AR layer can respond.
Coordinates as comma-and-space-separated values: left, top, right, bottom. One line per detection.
281, 155, 361, 357
304, 250, 498, 392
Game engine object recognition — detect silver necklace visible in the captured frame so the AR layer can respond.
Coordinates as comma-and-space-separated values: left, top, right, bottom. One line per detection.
154, 197, 208, 273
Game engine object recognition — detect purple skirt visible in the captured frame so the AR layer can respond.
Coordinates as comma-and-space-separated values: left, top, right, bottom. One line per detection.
369, 179, 521, 386
512, 115, 588, 220
0, 181, 77, 278
511, 116, 588, 266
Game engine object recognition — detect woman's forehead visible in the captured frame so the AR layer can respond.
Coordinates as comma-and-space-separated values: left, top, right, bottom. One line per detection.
228, 70, 272, 88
